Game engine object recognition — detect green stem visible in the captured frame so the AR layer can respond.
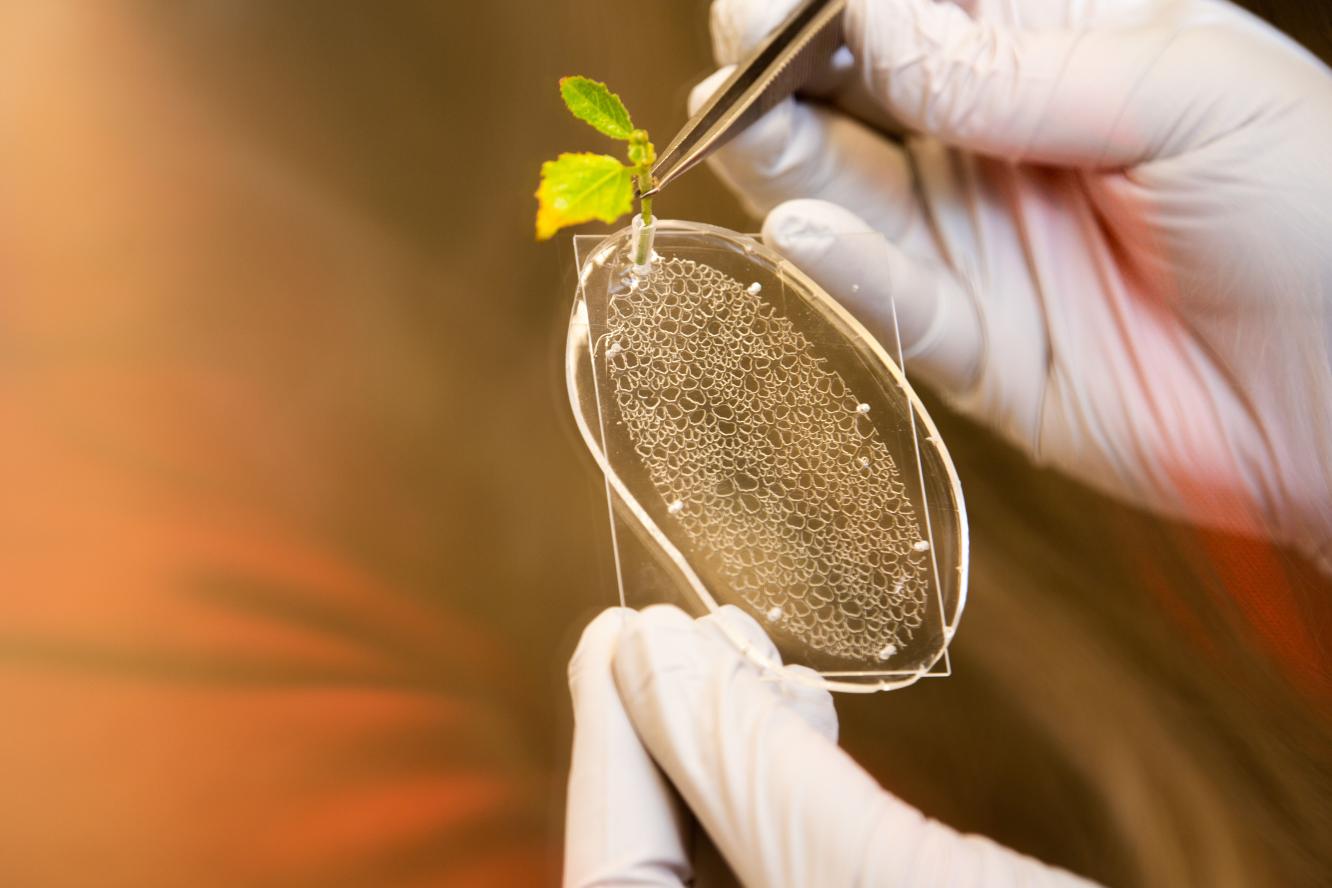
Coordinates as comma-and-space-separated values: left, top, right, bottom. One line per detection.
628, 129, 657, 266
638, 170, 654, 225
629, 129, 656, 225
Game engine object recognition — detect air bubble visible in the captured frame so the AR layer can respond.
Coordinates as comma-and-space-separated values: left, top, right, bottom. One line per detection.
747, 282, 763, 295
877, 643, 897, 660
766, 606, 783, 622
667, 499, 684, 514
912, 539, 930, 552
856, 403, 871, 414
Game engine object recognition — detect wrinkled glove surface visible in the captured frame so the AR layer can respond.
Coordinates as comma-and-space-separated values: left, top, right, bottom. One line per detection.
699, 0, 1332, 571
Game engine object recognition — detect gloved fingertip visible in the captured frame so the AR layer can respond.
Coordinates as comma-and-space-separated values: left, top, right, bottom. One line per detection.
613, 605, 697, 680
711, 0, 804, 65
590, 605, 636, 628
568, 607, 636, 687
611, 607, 705, 710
574, 607, 635, 649
763, 199, 874, 261
699, 604, 783, 670
637, 603, 696, 630
714, 604, 778, 651
779, 663, 826, 688
778, 665, 840, 742
688, 66, 736, 117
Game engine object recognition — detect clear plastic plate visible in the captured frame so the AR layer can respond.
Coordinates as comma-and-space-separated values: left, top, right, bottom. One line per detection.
568, 219, 968, 692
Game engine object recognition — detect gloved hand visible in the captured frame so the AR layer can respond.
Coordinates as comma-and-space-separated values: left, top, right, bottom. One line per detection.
564, 605, 1099, 887
696, 0, 1332, 570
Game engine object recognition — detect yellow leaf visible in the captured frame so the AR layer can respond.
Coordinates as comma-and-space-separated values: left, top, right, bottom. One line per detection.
535, 152, 634, 241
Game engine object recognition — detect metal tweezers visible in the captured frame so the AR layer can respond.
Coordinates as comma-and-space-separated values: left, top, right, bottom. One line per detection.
641, 0, 846, 200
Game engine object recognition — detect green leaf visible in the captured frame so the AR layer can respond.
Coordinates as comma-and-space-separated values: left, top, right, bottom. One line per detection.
560, 76, 635, 141
535, 152, 633, 240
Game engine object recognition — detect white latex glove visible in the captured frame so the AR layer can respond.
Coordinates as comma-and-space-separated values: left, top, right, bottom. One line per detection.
696, 0, 1332, 571
565, 605, 1099, 887
565, 608, 692, 886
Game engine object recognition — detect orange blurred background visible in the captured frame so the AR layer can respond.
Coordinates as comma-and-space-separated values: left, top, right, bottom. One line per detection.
1, 2, 1327, 886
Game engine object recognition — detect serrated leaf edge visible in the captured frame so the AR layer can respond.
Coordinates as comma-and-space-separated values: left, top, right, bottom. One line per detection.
559, 75, 635, 141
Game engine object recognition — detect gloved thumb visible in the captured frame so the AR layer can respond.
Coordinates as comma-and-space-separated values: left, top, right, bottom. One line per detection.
844, 0, 1179, 166
763, 198, 983, 396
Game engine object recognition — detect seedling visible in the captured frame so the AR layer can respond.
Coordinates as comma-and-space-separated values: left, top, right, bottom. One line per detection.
535, 76, 656, 260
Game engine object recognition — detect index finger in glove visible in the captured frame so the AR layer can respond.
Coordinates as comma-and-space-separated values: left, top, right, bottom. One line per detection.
565, 609, 692, 887
688, 68, 929, 250
710, 0, 903, 135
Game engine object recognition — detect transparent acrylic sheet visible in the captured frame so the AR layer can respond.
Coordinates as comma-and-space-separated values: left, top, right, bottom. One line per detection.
568, 221, 968, 693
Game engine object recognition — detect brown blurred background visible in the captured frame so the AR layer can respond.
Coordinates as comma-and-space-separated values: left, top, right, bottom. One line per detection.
1, 2, 1328, 886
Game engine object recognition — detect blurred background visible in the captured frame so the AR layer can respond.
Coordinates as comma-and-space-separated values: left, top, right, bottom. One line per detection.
1, 1, 1328, 885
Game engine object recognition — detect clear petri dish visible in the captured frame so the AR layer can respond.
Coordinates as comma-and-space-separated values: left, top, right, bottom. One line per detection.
568, 219, 968, 692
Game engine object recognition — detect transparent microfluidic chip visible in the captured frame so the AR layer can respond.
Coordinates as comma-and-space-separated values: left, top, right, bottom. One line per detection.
568, 220, 967, 692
